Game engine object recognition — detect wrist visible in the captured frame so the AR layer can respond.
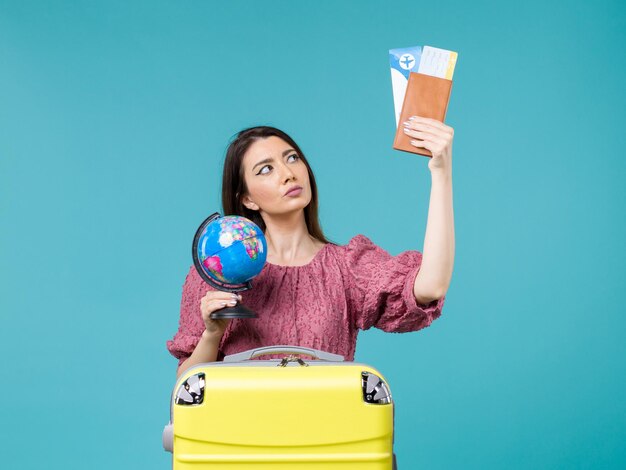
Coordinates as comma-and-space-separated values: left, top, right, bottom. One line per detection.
201, 329, 223, 344
430, 167, 452, 182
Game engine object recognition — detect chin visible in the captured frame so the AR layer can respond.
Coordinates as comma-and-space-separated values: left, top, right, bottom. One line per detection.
287, 198, 310, 214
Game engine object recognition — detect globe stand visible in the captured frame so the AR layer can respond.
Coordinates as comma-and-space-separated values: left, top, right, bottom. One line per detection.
192, 212, 265, 320
209, 304, 257, 320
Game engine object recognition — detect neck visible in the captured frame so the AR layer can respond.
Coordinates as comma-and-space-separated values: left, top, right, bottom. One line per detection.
261, 210, 317, 264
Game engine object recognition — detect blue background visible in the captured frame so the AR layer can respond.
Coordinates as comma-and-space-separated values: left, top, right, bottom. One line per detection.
1, 1, 624, 468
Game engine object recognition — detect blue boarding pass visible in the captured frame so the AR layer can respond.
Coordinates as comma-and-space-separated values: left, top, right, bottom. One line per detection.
389, 45, 422, 127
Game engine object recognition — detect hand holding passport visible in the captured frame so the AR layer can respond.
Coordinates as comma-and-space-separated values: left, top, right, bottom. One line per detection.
389, 45, 458, 157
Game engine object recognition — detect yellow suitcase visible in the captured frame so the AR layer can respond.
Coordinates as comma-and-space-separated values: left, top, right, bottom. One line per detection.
163, 345, 397, 469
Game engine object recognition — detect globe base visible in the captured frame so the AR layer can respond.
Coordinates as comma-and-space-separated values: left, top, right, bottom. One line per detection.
210, 304, 258, 320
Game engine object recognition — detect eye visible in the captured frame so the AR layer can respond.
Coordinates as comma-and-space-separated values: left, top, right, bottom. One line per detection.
257, 165, 272, 175
255, 154, 298, 176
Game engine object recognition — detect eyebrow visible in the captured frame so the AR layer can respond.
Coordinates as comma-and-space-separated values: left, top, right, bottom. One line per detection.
252, 148, 297, 171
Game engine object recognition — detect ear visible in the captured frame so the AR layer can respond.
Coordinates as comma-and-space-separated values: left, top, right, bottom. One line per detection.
241, 194, 259, 211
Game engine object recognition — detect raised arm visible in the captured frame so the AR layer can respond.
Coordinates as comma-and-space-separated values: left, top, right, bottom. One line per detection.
402, 116, 455, 303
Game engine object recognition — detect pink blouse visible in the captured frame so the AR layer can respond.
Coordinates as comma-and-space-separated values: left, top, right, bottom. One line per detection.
166, 234, 446, 364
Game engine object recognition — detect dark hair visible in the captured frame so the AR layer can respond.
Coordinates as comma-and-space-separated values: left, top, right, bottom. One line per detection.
221, 126, 332, 244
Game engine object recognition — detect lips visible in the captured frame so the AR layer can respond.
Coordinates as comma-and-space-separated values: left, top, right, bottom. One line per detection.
284, 186, 303, 196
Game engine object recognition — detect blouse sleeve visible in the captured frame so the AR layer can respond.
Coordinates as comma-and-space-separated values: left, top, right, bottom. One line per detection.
166, 266, 210, 366
342, 234, 445, 333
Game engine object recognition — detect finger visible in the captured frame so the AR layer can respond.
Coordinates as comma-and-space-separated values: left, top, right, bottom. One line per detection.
403, 128, 441, 141
404, 121, 449, 139
214, 298, 238, 308
408, 115, 444, 128
202, 291, 242, 303
409, 137, 447, 156
409, 138, 430, 150
204, 299, 238, 314
406, 131, 446, 149
409, 136, 441, 152
204, 290, 242, 299
407, 116, 454, 136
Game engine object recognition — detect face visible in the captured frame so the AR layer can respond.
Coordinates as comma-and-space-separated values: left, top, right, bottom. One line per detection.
240, 136, 311, 216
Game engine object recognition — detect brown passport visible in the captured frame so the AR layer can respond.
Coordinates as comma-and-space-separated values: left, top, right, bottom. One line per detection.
393, 72, 453, 157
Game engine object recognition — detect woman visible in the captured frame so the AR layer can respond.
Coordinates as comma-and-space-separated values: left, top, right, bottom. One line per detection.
167, 118, 455, 377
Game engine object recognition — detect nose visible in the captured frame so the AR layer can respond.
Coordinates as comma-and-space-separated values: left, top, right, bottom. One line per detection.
281, 164, 295, 183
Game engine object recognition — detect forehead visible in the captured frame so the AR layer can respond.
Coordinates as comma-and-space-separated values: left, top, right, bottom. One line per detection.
242, 136, 292, 167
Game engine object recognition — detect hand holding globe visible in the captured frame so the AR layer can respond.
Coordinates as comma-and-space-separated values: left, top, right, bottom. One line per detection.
199, 291, 240, 339
192, 213, 267, 319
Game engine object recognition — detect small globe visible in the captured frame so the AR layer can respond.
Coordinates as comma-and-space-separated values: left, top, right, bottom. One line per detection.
194, 214, 267, 288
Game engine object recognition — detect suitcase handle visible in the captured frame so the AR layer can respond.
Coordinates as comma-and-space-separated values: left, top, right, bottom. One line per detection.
223, 345, 344, 363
